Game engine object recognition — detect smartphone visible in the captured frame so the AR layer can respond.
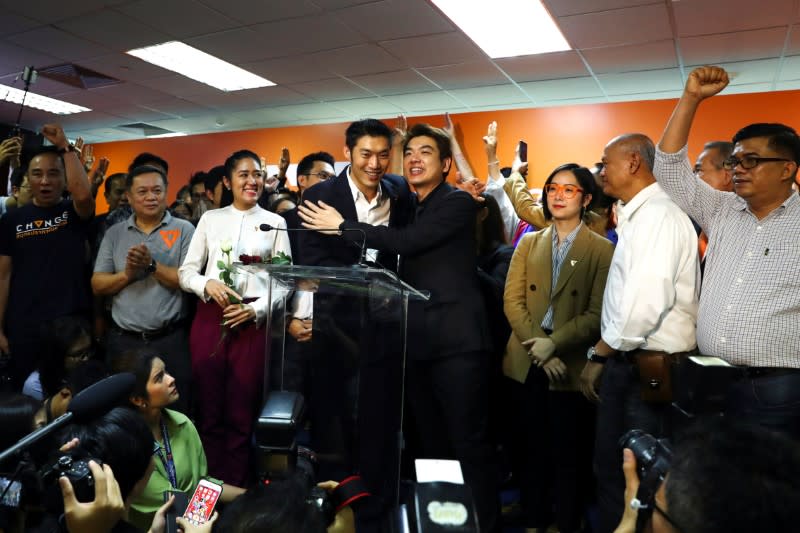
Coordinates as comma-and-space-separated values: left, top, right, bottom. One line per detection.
518, 140, 528, 163
163, 490, 189, 533
182, 479, 222, 525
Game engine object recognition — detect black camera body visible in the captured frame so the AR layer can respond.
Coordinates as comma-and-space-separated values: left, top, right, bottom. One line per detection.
39, 455, 102, 511
619, 430, 672, 532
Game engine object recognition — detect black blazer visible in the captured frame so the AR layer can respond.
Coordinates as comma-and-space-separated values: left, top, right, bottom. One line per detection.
340, 181, 491, 360
280, 206, 303, 265
298, 168, 412, 270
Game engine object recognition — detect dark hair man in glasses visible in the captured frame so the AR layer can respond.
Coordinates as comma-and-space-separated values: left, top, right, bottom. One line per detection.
656, 65, 800, 441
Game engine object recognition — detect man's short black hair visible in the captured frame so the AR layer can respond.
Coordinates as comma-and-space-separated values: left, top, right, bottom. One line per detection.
223, 150, 261, 180
702, 141, 734, 168
128, 152, 168, 174
296, 151, 335, 177
345, 119, 393, 151
732, 123, 800, 167
63, 407, 153, 501
205, 166, 226, 192
403, 123, 453, 178
189, 171, 208, 188
541, 163, 596, 221
666, 418, 800, 533
103, 172, 127, 195
126, 165, 168, 190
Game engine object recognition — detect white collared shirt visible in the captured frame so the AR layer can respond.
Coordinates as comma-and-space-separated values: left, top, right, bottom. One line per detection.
347, 167, 391, 262
601, 182, 699, 353
178, 204, 291, 324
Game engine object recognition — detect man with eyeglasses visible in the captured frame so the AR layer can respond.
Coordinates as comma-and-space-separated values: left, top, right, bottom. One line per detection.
656, 65, 800, 440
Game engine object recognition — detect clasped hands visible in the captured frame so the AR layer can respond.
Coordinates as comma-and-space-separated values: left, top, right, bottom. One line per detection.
522, 337, 566, 382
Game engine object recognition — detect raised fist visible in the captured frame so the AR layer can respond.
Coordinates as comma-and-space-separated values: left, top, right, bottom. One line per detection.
685, 66, 729, 101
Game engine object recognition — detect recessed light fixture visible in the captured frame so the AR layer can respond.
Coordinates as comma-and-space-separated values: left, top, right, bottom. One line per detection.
0, 83, 90, 114
127, 41, 275, 92
430, 0, 571, 58
147, 132, 187, 138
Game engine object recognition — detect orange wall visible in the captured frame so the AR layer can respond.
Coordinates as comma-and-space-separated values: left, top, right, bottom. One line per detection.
92, 89, 800, 212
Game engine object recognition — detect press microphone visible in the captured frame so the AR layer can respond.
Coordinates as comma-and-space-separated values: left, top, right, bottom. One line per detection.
259, 223, 369, 266
0, 373, 135, 466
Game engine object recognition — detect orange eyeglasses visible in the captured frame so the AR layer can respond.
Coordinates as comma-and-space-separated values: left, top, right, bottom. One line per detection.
544, 183, 584, 199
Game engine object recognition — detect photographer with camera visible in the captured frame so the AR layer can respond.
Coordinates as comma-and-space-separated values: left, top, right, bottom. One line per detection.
614, 418, 800, 533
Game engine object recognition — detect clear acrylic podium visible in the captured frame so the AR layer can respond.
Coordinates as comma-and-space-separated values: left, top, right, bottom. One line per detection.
235, 263, 428, 507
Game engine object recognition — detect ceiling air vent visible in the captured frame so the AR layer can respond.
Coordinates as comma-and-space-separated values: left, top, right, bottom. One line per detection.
37, 63, 122, 90
118, 123, 177, 137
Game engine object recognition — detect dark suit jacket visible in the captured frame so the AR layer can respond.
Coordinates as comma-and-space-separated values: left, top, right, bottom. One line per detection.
280, 206, 303, 265
299, 168, 411, 270
340, 181, 491, 360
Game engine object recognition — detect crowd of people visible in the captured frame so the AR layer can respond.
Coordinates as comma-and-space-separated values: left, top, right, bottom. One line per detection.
0, 65, 799, 533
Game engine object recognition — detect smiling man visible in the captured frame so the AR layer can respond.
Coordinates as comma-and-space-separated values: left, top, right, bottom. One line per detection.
0, 124, 95, 388
92, 165, 195, 413
655, 65, 800, 440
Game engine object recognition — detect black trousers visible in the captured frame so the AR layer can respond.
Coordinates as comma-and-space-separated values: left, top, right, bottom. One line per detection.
406, 351, 498, 532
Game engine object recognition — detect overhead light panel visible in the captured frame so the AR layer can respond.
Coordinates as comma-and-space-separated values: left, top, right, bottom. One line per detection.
431, 0, 570, 58
127, 41, 275, 92
148, 132, 187, 138
0, 83, 90, 115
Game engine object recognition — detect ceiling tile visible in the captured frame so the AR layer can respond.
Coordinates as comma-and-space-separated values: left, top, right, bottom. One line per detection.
182, 85, 313, 109
495, 51, 589, 82
118, 0, 240, 39
77, 53, 179, 84
418, 60, 507, 90
327, 97, 404, 116
136, 74, 221, 98
544, 0, 661, 17
55, 10, 172, 52
384, 91, 466, 112
446, 85, 531, 107
0, 0, 130, 24
680, 28, 788, 65
334, 0, 453, 41
7, 26, 110, 62
139, 97, 216, 119
779, 55, 800, 81
0, 42, 60, 77
348, 69, 439, 96
673, 0, 794, 37
289, 77, 375, 101
606, 90, 681, 103
719, 82, 773, 95
309, 44, 405, 77
711, 58, 779, 85
273, 103, 348, 121
518, 77, 603, 101
186, 28, 275, 64
0, 11, 41, 37
42, 110, 124, 131
83, 82, 173, 105
596, 68, 683, 95
248, 16, 365, 60
784, 24, 800, 55
582, 40, 677, 74
775, 79, 800, 91
306, 0, 376, 8
0, 72, 75, 96
102, 104, 174, 122
535, 96, 611, 107
198, 0, 322, 23
379, 32, 484, 69
560, 3, 672, 49
244, 55, 330, 85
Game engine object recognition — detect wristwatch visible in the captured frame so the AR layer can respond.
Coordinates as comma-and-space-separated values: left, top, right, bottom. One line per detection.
586, 345, 608, 364
146, 259, 157, 274
57, 144, 79, 155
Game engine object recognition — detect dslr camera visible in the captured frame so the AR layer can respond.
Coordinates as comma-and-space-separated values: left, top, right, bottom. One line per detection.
619, 429, 672, 532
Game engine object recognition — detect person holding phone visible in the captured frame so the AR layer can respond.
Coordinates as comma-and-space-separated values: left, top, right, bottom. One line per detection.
503, 163, 613, 533
112, 348, 245, 531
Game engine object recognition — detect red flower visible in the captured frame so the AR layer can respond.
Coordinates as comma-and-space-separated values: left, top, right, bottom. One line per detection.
238, 254, 263, 265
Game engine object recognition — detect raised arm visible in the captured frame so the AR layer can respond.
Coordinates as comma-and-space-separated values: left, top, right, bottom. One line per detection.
503, 171, 548, 229
443, 112, 477, 181
483, 121, 503, 182
389, 114, 407, 177
41, 124, 94, 219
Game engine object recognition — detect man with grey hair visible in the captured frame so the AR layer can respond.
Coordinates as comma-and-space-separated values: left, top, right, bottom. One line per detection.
92, 165, 195, 412
694, 141, 734, 192
578, 133, 700, 533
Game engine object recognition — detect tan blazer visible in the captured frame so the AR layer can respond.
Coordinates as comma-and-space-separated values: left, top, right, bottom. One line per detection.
503, 224, 614, 390
503, 171, 609, 236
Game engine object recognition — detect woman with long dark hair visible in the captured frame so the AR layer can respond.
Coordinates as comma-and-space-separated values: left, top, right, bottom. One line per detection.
504, 163, 614, 533
179, 150, 291, 486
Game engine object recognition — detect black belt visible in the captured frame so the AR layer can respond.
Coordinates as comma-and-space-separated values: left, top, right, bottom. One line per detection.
739, 367, 800, 379
114, 320, 186, 342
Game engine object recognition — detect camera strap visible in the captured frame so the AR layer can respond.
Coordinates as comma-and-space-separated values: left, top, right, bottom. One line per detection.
154, 418, 178, 489
330, 475, 371, 512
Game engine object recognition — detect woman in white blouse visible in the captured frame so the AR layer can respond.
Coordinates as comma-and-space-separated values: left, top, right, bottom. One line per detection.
178, 149, 291, 486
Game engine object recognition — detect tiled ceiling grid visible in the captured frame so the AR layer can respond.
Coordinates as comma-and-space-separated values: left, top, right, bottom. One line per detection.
0, 0, 799, 142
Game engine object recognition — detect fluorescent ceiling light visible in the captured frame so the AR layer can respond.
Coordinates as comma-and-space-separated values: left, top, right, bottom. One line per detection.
0, 83, 90, 115
127, 41, 275, 92
431, 0, 570, 58
147, 132, 187, 138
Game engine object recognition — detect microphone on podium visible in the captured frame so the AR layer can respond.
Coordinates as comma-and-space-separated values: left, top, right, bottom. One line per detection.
259, 223, 369, 267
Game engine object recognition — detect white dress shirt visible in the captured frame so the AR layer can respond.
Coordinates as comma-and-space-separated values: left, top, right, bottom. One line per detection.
179, 204, 291, 324
347, 167, 390, 262
601, 182, 699, 353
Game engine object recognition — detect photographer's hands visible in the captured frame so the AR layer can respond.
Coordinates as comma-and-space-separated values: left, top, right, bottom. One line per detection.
613, 449, 640, 533
318, 481, 356, 533
60, 460, 125, 533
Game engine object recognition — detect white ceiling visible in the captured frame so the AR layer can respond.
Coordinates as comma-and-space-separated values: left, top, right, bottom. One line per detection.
1, 0, 800, 142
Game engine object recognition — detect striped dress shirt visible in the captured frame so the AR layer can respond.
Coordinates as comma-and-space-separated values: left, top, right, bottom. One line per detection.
654, 145, 800, 368
541, 222, 582, 330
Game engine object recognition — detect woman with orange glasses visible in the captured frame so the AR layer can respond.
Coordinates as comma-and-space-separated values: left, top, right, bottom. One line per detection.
503, 163, 614, 533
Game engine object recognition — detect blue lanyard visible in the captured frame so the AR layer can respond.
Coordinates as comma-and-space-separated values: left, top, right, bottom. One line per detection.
154, 418, 178, 489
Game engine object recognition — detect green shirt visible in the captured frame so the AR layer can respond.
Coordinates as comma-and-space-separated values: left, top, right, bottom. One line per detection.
129, 409, 208, 531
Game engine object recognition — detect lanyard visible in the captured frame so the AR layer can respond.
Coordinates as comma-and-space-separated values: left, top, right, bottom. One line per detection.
154, 418, 178, 489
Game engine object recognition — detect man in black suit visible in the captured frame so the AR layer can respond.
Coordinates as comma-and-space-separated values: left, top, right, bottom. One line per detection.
300, 123, 497, 532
